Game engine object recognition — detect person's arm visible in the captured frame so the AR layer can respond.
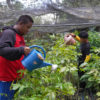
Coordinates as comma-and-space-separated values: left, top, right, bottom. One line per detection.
85, 55, 91, 62
80, 54, 91, 68
75, 36, 81, 42
85, 44, 91, 63
80, 44, 91, 69
0, 29, 24, 61
71, 33, 81, 42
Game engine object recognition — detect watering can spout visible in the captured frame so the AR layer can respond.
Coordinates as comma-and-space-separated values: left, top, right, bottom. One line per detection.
39, 62, 52, 68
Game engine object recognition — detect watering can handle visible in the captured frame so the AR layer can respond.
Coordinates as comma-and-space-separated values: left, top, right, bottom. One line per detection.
29, 45, 46, 59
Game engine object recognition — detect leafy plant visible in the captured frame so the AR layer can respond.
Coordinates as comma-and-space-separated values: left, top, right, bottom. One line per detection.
13, 31, 100, 99
13, 34, 77, 100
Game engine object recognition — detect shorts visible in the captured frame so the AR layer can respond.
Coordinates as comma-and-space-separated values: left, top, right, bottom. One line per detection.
0, 81, 15, 100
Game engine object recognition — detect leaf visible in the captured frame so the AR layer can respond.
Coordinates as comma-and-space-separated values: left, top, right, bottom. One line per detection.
97, 92, 100, 97
60, 67, 66, 73
12, 84, 21, 90
80, 62, 88, 68
87, 70, 95, 74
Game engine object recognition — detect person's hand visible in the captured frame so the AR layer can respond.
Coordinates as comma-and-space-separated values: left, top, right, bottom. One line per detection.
65, 33, 70, 37
70, 33, 76, 37
24, 47, 31, 56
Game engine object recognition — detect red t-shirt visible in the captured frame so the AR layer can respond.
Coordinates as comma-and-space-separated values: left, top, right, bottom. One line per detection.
0, 28, 25, 81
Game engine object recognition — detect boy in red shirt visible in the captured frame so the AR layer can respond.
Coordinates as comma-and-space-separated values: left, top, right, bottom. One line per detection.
0, 15, 33, 100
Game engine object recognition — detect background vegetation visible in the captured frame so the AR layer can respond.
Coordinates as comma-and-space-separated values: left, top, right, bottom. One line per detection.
12, 30, 100, 100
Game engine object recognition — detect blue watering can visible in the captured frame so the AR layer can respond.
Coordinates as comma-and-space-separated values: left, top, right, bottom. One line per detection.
22, 45, 52, 71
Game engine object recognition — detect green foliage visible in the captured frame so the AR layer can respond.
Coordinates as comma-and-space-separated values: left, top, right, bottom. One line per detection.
80, 54, 100, 91
13, 31, 100, 99
13, 34, 77, 100
88, 31, 100, 48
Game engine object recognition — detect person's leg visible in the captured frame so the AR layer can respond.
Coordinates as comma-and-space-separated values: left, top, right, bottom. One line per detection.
78, 56, 86, 90
78, 57, 86, 100
78, 71, 86, 90
0, 81, 15, 100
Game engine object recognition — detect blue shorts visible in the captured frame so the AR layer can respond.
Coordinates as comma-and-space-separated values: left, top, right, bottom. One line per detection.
0, 81, 15, 100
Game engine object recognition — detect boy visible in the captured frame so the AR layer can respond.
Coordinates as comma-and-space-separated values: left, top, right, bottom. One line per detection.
0, 15, 33, 100
71, 31, 91, 91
